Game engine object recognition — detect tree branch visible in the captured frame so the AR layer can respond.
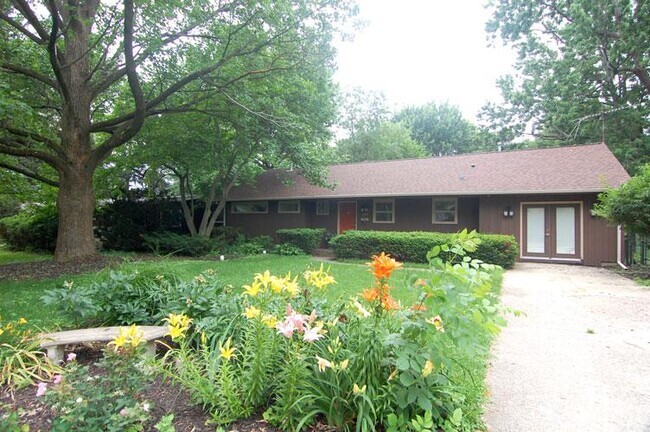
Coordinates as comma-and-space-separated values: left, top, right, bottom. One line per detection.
0, 11, 45, 44
0, 138, 63, 170
0, 160, 59, 186
45, 0, 69, 100
0, 62, 59, 89
11, 0, 51, 41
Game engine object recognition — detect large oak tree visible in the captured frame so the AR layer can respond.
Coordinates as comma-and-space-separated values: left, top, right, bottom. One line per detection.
0, 0, 354, 261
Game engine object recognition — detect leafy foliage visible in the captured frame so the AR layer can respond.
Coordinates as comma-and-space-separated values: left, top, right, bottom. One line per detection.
0, 317, 62, 389
41, 269, 235, 327
330, 230, 518, 268
43, 338, 154, 431
143, 232, 216, 257
395, 102, 493, 156
483, 0, 650, 173
336, 122, 428, 162
0, 205, 58, 252
276, 228, 326, 253
594, 164, 650, 235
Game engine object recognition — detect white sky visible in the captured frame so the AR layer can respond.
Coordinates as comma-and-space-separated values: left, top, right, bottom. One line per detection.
333, 0, 517, 121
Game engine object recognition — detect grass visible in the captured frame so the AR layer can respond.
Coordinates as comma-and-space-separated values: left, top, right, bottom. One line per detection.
0, 254, 430, 330
0, 243, 51, 265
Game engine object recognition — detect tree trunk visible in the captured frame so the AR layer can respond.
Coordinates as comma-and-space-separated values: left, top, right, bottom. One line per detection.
54, 166, 97, 262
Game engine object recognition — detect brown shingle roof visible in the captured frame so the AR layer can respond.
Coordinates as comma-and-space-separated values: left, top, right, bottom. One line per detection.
228, 143, 630, 201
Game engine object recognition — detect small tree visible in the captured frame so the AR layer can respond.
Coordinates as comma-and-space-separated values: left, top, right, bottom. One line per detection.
594, 164, 650, 236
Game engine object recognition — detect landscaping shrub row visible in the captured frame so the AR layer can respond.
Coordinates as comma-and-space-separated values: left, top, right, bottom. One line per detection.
276, 228, 326, 253
330, 230, 518, 268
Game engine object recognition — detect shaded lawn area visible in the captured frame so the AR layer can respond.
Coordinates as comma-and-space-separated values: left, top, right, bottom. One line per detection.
0, 243, 51, 265
0, 254, 430, 330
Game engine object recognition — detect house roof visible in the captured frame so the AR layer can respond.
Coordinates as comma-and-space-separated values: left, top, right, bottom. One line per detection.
228, 143, 630, 201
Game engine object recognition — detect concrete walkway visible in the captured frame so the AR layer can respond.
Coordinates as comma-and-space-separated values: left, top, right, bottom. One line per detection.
484, 263, 650, 432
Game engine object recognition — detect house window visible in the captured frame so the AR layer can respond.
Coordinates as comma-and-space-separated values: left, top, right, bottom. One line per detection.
316, 200, 329, 216
432, 198, 457, 224
373, 199, 394, 223
278, 200, 301, 214
231, 201, 268, 214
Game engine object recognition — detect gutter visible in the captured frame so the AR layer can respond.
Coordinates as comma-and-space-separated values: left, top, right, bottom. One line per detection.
617, 225, 628, 270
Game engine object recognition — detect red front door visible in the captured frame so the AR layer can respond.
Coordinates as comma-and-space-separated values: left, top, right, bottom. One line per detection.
338, 201, 357, 234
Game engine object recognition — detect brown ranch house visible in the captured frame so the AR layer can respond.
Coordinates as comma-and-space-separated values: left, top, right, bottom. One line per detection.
225, 143, 630, 266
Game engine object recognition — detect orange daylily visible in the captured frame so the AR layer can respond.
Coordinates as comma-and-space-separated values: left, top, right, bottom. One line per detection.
367, 252, 402, 280
360, 287, 380, 302
381, 294, 400, 311
410, 303, 427, 312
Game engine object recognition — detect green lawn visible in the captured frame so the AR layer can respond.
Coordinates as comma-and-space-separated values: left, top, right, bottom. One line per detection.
0, 243, 51, 265
0, 254, 430, 330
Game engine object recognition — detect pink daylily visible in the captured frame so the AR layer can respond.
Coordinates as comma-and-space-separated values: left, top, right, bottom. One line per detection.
302, 325, 324, 342
66, 353, 76, 362
276, 320, 296, 338
53, 374, 62, 384
36, 382, 47, 397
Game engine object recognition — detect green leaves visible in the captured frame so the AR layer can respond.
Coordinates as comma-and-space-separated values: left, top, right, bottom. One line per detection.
595, 163, 650, 235
484, 0, 650, 173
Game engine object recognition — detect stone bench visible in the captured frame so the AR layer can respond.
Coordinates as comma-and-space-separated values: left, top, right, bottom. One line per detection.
38, 326, 168, 363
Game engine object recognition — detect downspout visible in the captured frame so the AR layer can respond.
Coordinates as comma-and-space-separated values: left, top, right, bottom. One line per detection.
617, 225, 628, 269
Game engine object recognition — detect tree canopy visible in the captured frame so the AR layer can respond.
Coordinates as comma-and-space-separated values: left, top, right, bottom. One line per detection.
0, 0, 355, 260
483, 0, 650, 173
594, 163, 650, 236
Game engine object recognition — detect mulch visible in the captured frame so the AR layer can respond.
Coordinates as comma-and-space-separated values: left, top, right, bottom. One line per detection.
0, 256, 124, 281
0, 344, 284, 432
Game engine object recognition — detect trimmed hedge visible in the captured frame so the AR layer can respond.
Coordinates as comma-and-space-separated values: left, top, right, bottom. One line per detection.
329, 230, 518, 268
276, 228, 326, 253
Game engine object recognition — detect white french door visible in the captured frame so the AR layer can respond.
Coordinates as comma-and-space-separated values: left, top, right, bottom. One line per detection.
523, 203, 581, 260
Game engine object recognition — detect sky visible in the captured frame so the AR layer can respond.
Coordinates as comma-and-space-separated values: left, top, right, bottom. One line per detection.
333, 0, 518, 122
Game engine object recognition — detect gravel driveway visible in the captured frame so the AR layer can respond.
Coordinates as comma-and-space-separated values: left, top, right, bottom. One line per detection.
484, 263, 650, 432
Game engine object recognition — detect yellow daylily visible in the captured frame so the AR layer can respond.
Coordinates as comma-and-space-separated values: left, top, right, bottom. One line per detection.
108, 333, 128, 351
254, 270, 273, 288
261, 314, 278, 329
126, 324, 144, 347
168, 325, 186, 340
18, 318, 27, 325
243, 306, 261, 319
425, 315, 445, 332
353, 383, 367, 395
218, 338, 236, 361
243, 281, 263, 297
422, 360, 434, 377
283, 274, 301, 297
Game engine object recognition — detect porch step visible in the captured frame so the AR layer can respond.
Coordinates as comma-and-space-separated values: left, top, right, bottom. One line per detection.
312, 248, 335, 258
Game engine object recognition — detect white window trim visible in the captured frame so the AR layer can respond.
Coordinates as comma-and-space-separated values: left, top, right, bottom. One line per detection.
278, 200, 301, 214
432, 197, 458, 224
373, 198, 395, 224
231, 201, 269, 214
316, 200, 330, 216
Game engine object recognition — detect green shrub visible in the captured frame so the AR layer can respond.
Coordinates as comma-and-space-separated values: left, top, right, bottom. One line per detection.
273, 242, 306, 256
225, 235, 274, 256
41, 269, 235, 327
276, 228, 326, 253
143, 231, 215, 256
329, 230, 518, 268
0, 205, 58, 252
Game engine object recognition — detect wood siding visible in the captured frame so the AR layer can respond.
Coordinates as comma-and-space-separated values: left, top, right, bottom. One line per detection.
478, 193, 618, 266
227, 193, 619, 266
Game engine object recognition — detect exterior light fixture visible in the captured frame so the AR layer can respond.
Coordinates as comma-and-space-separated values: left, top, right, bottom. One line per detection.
503, 207, 514, 217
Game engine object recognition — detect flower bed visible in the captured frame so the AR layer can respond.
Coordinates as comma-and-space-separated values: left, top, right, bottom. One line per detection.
2, 231, 506, 431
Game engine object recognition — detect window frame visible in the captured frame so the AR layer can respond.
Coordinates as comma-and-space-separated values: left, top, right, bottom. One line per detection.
278, 200, 301, 214
432, 197, 458, 224
316, 200, 330, 216
230, 201, 269, 214
373, 198, 395, 224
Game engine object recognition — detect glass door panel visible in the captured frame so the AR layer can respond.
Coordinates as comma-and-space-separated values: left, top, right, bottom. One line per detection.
526, 207, 546, 254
